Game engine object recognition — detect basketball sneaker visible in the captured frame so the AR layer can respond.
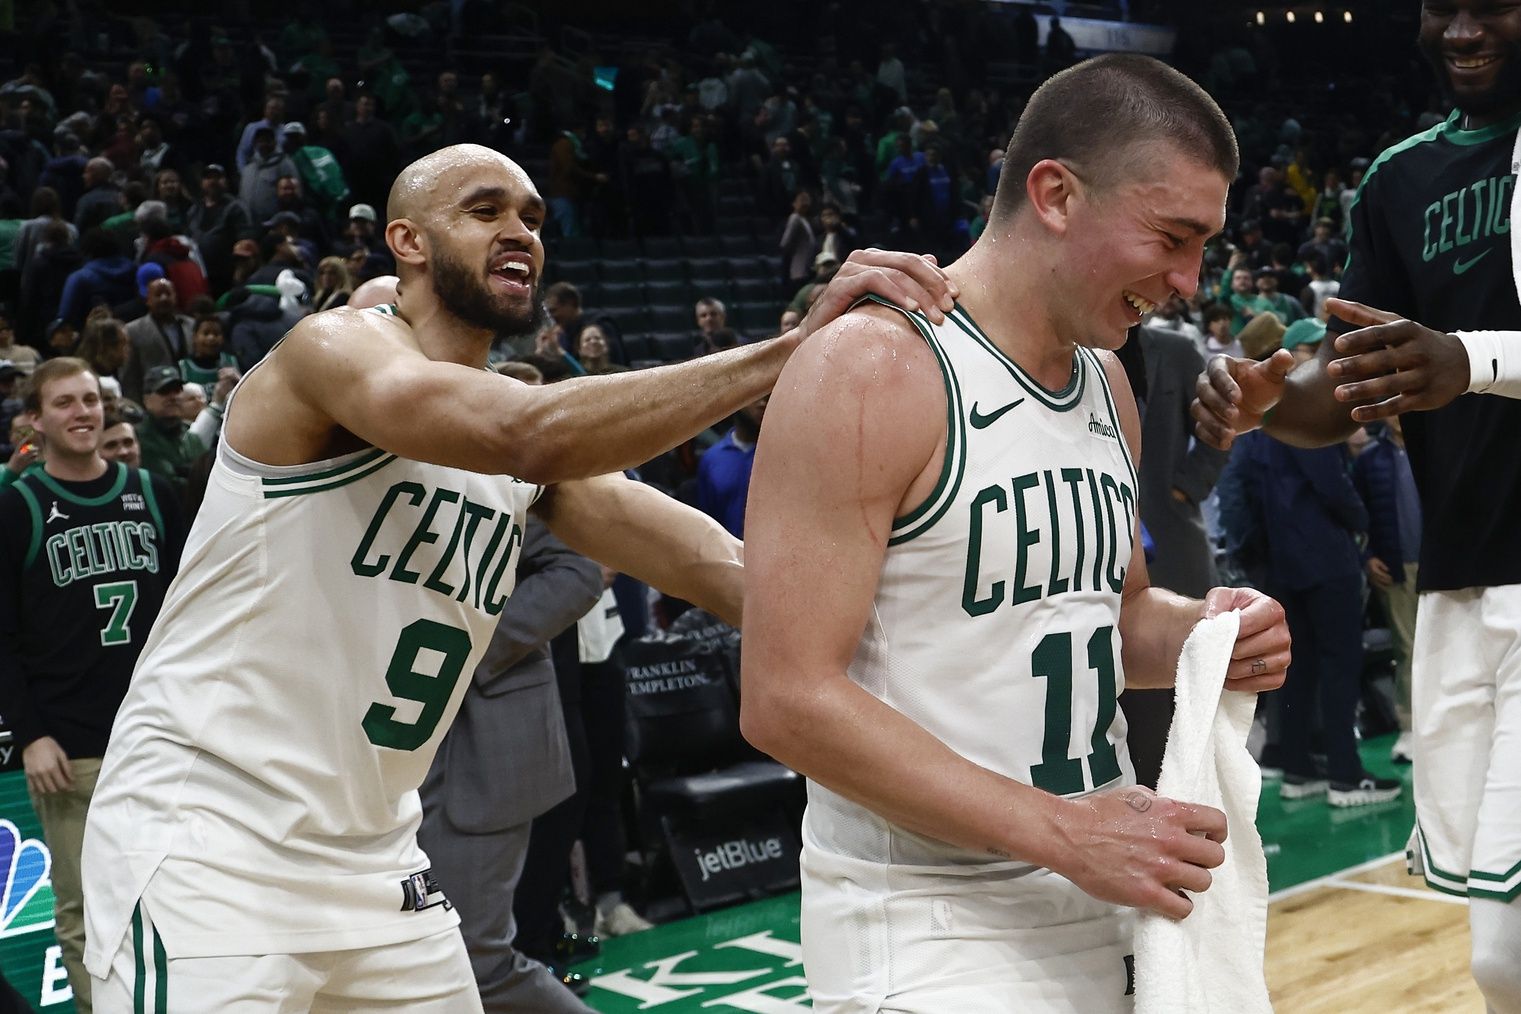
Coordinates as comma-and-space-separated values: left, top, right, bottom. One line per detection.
1390, 732, 1413, 765
595, 901, 655, 937
1279, 772, 1328, 799
1328, 773, 1403, 808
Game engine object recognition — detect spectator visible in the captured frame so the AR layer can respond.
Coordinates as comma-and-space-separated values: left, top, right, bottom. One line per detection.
266, 175, 329, 251
758, 135, 800, 217
280, 121, 350, 224
235, 94, 287, 173
228, 268, 308, 369
0, 310, 40, 375
1301, 253, 1341, 321
339, 94, 401, 214
1202, 303, 1246, 360
139, 210, 209, 311
815, 204, 859, 265
238, 127, 297, 225
1297, 217, 1347, 276
152, 169, 193, 231
73, 158, 121, 233
98, 411, 141, 467
1148, 296, 1205, 351
618, 125, 672, 237
1252, 266, 1305, 324
692, 296, 736, 355
15, 187, 78, 280
74, 314, 131, 387
0, 362, 22, 459
177, 315, 239, 390
186, 164, 251, 293
876, 42, 908, 103
779, 190, 816, 286
1223, 266, 1258, 334
312, 257, 353, 311
787, 250, 841, 314
122, 277, 193, 403
1045, 17, 1077, 73
0, 358, 184, 1012
575, 324, 627, 376
57, 230, 136, 327
135, 116, 184, 181
134, 364, 206, 492
547, 123, 606, 239
697, 395, 767, 537
1352, 415, 1421, 766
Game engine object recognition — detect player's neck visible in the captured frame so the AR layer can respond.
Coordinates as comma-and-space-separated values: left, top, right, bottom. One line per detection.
45, 451, 109, 484
1458, 97, 1521, 130
947, 241, 1079, 391
393, 295, 493, 370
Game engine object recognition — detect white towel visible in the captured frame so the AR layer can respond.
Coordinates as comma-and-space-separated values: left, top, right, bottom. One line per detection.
1135, 610, 1273, 1014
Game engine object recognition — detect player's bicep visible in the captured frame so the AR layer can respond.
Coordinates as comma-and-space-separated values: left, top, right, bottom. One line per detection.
742, 319, 943, 690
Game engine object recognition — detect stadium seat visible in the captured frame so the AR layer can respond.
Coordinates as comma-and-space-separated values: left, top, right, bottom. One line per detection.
650, 332, 694, 362
554, 259, 600, 284
641, 236, 683, 258
732, 278, 778, 303
548, 236, 599, 260
680, 236, 723, 258
599, 260, 645, 284
649, 304, 693, 332
620, 333, 655, 362
642, 258, 689, 282
644, 279, 691, 307
725, 257, 773, 281
598, 281, 646, 309
601, 238, 641, 260
734, 302, 779, 335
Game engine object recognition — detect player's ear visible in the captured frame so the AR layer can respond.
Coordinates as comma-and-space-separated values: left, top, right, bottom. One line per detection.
1025, 158, 1078, 236
386, 218, 426, 266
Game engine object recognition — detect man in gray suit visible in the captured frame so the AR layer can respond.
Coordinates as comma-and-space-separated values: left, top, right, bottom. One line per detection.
418, 516, 603, 1013
1121, 324, 1230, 788
122, 278, 194, 404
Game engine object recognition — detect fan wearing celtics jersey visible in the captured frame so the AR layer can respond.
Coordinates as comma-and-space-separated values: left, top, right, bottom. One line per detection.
743, 56, 1291, 1012
1193, 4, 1521, 1009
78, 142, 956, 1013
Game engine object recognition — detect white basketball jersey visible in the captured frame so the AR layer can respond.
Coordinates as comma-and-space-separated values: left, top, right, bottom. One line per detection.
804, 298, 1139, 871
83, 333, 541, 972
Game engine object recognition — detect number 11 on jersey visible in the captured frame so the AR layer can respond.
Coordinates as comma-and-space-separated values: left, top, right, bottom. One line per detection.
1029, 625, 1122, 795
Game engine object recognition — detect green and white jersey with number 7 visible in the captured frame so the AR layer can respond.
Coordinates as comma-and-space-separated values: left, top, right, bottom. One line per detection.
82, 383, 541, 974
804, 297, 1139, 872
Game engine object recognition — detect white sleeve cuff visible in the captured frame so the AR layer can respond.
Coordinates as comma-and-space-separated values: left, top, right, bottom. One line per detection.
1455, 330, 1521, 398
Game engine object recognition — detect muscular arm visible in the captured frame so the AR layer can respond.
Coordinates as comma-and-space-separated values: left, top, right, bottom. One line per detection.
739, 312, 1074, 866
533, 473, 744, 626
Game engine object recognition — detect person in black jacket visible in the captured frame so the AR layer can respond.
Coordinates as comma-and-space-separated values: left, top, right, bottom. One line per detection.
1352, 416, 1420, 765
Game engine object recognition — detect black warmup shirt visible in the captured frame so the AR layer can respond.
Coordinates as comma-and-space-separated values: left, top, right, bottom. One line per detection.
1335, 108, 1521, 591
0, 463, 184, 757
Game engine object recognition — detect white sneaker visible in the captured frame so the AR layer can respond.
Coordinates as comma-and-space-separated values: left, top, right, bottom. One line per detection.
595, 902, 654, 937
1390, 732, 1413, 764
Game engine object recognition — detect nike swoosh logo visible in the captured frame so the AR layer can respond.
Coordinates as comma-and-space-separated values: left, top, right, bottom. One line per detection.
1454, 249, 1492, 275
969, 398, 1026, 429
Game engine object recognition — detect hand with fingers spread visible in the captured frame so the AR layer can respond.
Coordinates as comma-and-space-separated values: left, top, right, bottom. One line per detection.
1323, 297, 1470, 422
796, 247, 960, 340
1202, 586, 1290, 694
1190, 348, 1296, 450
1053, 785, 1228, 920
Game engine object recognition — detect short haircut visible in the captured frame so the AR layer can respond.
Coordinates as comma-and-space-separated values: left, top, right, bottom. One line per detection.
992, 54, 1238, 222
101, 410, 131, 432
496, 361, 544, 384
695, 296, 725, 314
1203, 303, 1233, 324
545, 282, 580, 308
23, 357, 97, 413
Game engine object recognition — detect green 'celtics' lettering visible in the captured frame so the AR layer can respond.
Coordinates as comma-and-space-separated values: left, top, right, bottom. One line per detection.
1422, 175, 1513, 262
963, 485, 1007, 616
1011, 473, 1041, 605
362, 619, 473, 750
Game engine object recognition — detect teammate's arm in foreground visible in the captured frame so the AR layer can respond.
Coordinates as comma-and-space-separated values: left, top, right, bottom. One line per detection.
1095, 352, 1290, 694
532, 472, 743, 626
230, 248, 956, 485
741, 310, 1229, 920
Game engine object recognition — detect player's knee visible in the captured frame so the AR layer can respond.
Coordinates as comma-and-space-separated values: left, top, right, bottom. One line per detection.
1472, 931, 1521, 1013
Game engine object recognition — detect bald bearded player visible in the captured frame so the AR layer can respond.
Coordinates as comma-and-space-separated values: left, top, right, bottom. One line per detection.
79, 144, 956, 1013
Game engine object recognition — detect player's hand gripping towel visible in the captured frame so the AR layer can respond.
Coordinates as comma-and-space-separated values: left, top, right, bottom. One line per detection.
1135, 610, 1272, 1014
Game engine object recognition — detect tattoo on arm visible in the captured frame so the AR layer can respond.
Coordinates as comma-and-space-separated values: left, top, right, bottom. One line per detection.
1121, 790, 1153, 813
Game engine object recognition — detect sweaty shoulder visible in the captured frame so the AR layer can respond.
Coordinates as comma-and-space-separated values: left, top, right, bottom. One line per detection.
786, 299, 944, 393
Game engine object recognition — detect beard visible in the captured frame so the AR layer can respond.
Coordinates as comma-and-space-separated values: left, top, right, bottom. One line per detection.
430, 245, 549, 341
1419, 36, 1521, 115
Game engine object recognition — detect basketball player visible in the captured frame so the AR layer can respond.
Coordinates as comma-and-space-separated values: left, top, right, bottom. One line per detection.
79, 144, 956, 1012
1193, 5, 1521, 1009
742, 56, 1290, 1012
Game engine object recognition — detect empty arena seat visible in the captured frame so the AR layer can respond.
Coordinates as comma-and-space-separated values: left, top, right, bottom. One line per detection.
641, 236, 684, 258
597, 281, 646, 309
644, 279, 691, 307
598, 259, 645, 284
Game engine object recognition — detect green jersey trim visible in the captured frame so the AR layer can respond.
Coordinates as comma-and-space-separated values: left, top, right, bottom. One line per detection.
260, 448, 390, 487
30, 461, 129, 507
138, 468, 165, 540
1083, 348, 1138, 491
367, 303, 399, 316
946, 303, 1085, 411
1441, 106, 1521, 146
261, 453, 399, 499
13, 481, 44, 569
854, 295, 966, 544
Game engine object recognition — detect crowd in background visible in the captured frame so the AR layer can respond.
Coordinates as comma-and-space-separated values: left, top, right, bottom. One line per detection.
0, 1, 1433, 984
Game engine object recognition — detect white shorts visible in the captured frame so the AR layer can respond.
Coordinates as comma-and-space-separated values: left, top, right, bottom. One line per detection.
93, 896, 484, 1013
800, 841, 1133, 1013
1408, 586, 1521, 901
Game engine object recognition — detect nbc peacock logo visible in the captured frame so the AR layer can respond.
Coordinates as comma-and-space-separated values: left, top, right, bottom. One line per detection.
0, 819, 53, 938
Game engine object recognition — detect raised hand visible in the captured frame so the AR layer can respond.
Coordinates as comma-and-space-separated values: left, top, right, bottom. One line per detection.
1324, 297, 1470, 422
1191, 348, 1296, 450
796, 248, 959, 340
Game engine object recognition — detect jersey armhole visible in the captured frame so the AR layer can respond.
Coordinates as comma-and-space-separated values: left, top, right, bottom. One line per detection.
852, 295, 966, 546
11, 481, 44, 569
